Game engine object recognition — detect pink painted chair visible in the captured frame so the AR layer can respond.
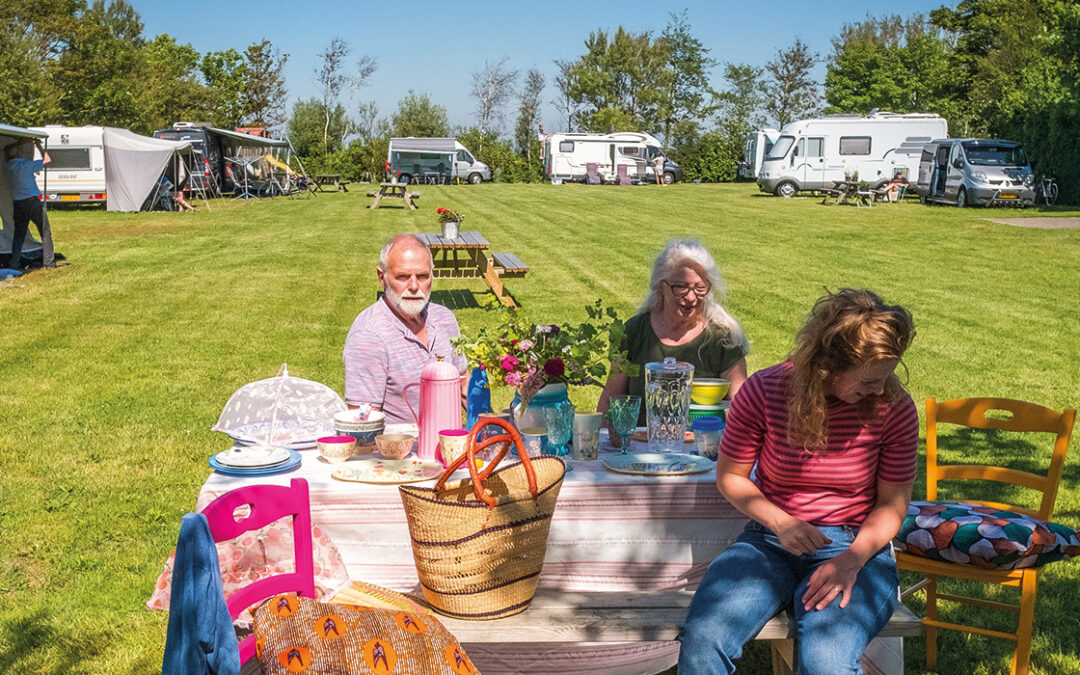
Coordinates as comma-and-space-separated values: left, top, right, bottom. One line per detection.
201, 478, 316, 664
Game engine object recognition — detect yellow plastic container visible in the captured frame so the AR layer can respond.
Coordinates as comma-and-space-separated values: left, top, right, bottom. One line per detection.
691, 378, 731, 405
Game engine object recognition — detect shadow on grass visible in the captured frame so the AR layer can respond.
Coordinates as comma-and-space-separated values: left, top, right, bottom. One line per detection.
933, 428, 1077, 515
429, 289, 483, 310
0, 607, 156, 674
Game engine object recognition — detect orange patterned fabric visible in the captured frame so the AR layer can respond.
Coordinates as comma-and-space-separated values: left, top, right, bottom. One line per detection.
254, 595, 480, 674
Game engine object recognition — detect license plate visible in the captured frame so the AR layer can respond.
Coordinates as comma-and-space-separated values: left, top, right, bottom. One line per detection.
60, 195, 80, 201
997, 194, 1017, 199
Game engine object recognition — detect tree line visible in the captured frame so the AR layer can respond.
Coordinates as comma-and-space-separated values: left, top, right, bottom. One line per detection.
3, 1, 1076, 202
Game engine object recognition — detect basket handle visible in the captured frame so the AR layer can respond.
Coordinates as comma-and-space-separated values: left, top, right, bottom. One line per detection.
434, 417, 539, 509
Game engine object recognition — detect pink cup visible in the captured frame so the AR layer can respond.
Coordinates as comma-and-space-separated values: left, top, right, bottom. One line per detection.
438, 428, 471, 467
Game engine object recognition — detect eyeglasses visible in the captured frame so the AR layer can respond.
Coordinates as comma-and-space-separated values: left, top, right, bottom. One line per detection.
662, 279, 711, 298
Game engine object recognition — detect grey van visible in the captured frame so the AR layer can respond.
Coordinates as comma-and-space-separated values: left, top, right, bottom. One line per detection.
915, 138, 1035, 207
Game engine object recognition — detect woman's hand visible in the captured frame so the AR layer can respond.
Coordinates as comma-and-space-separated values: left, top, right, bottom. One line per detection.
773, 515, 832, 555
801, 549, 863, 611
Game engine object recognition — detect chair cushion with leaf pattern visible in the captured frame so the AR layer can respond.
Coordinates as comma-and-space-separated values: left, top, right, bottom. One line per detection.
894, 501, 1080, 570
253, 594, 479, 674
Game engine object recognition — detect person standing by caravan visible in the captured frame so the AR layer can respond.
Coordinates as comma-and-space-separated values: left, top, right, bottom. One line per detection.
653, 151, 666, 186
4, 138, 55, 269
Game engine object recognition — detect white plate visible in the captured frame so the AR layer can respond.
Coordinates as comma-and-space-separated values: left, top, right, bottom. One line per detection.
215, 445, 291, 468
384, 423, 419, 436
331, 458, 443, 484
602, 453, 714, 476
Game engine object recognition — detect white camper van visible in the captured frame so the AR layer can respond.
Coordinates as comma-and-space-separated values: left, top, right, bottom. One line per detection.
757, 112, 947, 197
542, 131, 683, 184
915, 138, 1035, 207
30, 126, 107, 203
739, 128, 780, 179
387, 138, 490, 184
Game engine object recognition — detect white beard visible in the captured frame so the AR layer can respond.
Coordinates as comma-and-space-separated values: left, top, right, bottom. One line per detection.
385, 286, 429, 317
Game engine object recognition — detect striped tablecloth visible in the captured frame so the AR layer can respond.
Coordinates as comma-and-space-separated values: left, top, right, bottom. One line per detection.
198, 434, 902, 674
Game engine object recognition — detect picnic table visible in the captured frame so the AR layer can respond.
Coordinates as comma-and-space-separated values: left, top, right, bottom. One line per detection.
312, 174, 350, 193
822, 180, 882, 207
416, 231, 528, 308
200, 431, 916, 675
368, 181, 419, 210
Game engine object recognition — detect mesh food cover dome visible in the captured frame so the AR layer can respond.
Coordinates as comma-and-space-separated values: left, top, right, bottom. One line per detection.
212, 365, 347, 448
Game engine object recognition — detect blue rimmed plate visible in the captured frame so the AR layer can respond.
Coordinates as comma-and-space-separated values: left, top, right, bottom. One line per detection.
602, 453, 713, 476
209, 449, 302, 476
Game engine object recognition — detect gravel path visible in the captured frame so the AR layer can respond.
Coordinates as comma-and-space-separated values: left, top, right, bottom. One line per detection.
988, 217, 1080, 229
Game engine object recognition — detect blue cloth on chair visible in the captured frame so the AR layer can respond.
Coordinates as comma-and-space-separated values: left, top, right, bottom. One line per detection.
162, 513, 240, 675
465, 368, 493, 430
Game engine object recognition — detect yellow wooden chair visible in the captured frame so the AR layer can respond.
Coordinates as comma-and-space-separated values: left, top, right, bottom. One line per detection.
898, 397, 1076, 675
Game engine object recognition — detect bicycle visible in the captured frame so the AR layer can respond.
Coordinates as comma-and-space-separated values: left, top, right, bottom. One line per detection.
1035, 172, 1059, 206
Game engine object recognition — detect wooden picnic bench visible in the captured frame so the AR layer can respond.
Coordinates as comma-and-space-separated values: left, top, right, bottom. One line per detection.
440, 588, 922, 675
312, 174, 350, 193
369, 182, 418, 210
416, 231, 528, 308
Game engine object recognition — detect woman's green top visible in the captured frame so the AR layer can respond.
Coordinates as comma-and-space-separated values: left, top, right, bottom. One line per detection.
622, 313, 746, 424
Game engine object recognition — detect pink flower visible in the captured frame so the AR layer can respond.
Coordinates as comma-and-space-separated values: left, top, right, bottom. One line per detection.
543, 358, 565, 378
500, 354, 520, 371
504, 371, 522, 387
517, 339, 534, 351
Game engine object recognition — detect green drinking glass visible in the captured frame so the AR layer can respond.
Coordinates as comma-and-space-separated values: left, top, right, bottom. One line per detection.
608, 395, 642, 455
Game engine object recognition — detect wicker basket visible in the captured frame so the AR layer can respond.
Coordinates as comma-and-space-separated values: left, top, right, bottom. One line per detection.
399, 418, 566, 620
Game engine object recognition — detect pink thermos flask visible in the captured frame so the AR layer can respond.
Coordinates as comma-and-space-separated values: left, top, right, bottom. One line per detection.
403, 357, 464, 461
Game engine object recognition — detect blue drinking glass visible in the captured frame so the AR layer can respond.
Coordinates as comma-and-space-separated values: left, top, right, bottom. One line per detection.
543, 400, 575, 457
609, 395, 642, 455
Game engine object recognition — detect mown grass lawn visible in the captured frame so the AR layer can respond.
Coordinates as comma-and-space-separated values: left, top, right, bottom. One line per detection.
1, 183, 1078, 674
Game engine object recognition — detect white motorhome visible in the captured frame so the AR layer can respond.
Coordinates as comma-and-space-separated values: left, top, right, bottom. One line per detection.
740, 128, 780, 179
387, 138, 490, 184
542, 131, 683, 184
757, 112, 948, 197
30, 126, 107, 203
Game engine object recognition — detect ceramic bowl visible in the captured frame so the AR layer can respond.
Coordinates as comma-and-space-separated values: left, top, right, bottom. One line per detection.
317, 435, 357, 463
333, 423, 384, 447
333, 409, 386, 432
691, 378, 731, 405
375, 433, 417, 460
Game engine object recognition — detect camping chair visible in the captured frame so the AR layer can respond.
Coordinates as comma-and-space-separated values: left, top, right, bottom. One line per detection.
616, 164, 631, 186
897, 398, 1076, 675
201, 478, 317, 664
585, 163, 601, 185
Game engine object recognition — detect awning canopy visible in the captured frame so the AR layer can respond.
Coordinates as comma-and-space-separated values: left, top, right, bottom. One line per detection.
1, 124, 49, 255
206, 127, 289, 148
101, 128, 192, 212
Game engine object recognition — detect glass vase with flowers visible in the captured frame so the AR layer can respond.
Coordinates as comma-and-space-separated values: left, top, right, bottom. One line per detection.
452, 298, 638, 430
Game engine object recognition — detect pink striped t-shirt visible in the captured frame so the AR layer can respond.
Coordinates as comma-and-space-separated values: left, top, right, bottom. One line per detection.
720, 362, 918, 526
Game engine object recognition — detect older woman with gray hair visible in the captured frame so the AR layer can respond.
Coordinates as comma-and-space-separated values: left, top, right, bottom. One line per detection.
599, 238, 749, 426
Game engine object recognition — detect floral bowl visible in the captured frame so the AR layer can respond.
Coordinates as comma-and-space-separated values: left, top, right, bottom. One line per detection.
317, 435, 357, 463
375, 433, 417, 460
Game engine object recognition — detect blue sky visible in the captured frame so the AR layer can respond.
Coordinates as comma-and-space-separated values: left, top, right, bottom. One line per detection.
138, 1, 951, 133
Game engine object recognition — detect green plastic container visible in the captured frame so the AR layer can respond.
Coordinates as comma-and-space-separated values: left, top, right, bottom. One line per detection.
688, 401, 729, 424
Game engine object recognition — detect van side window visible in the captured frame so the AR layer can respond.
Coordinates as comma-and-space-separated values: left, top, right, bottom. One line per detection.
806, 138, 824, 157
619, 146, 642, 158
794, 139, 804, 157
558, 141, 574, 152
839, 136, 872, 155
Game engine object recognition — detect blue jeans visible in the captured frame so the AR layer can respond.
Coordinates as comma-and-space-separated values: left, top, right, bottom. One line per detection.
677, 521, 898, 675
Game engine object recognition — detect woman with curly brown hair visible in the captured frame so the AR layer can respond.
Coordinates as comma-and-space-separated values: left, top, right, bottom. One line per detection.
678, 288, 918, 675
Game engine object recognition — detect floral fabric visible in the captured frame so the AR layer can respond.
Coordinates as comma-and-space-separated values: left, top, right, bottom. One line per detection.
893, 501, 1080, 570
148, 522, 350, 627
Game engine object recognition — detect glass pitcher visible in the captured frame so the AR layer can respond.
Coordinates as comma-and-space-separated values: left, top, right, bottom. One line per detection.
644, 357, 695, 453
